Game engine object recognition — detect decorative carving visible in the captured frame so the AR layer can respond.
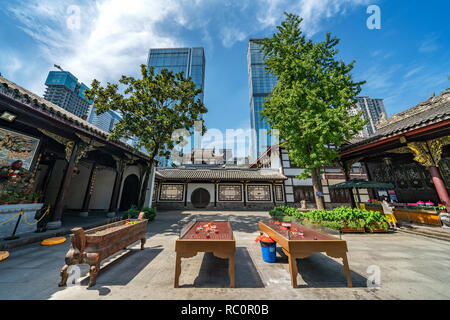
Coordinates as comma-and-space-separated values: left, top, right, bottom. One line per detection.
218, 185, 242, 201
388, 136, 449, 168
160, 184, 184, 201
247, 185, 271, 201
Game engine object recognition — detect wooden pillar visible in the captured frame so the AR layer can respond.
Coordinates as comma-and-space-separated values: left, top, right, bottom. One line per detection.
52, 141, 79, 222
109, 160, 124, 212
214, 181, 218, 207
429, 166, 450, 212
272, 182, 276, 205
184, 181, 189, 207
243, 181, 247, 206
81, 163, 97, 212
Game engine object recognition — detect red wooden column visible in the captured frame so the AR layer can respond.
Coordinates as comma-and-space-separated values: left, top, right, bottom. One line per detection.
51, 141, 79, 225
429, 166, 450, 212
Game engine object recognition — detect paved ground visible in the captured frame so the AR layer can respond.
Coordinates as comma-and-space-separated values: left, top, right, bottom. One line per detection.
0, 210, 449, 300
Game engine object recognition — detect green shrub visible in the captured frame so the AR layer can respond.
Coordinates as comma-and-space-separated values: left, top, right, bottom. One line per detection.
270, 205, 389, 231
142, 207, 157, 221
126, 205, 140, 219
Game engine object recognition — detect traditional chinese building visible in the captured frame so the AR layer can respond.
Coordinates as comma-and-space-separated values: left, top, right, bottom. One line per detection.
0, 75, 156, 231
250, 145, 369, 209
153, 166, 287, 210
339, 90, 450, 212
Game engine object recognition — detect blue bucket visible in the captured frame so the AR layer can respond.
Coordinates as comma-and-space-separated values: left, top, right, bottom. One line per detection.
260, 241, 276, 263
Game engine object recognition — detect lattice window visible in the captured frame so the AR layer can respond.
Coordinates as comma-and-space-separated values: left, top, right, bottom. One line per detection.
159, 184, 184, 201
294, 186, 315, 203
247, 185, 271, 201
275, 185, 284, 202
218, 185, 242, 201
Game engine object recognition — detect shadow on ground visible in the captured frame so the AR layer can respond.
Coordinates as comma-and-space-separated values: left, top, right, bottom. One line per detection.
275, 248, 367, 288
180, 247, 264, 288
79, 245, 163, 291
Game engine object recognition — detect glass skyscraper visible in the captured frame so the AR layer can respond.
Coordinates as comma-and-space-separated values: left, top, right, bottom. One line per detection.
247, 39, 277, 159
44, 71, 93, 119
148, 47, 206, 167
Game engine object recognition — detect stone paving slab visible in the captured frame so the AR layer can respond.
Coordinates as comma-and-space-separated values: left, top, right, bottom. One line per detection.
0, 210, 449, 300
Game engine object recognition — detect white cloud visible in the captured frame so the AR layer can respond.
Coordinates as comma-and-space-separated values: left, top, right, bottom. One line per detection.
5, 0, 375, 93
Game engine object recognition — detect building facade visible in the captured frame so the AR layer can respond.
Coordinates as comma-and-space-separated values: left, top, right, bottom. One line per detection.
44, 71, 93, 119
148, 47, 206, 167
154, 166, 286, 210
88, 108, 122, 133
248, 39, 277, 159
0, 75, 156, 237
351, 96, 387, 138
250, 145, 369, 209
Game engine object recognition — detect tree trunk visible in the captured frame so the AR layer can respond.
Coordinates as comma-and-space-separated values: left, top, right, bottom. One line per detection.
138, 162, 153, 210
311, 167, 325, 210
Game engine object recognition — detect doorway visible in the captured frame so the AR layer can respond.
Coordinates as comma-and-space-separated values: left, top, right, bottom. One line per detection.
191, 188, 210, 208
119, 174, 140, 211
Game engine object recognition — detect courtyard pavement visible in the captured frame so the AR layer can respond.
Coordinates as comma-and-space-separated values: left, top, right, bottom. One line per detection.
0, 210, 449, 300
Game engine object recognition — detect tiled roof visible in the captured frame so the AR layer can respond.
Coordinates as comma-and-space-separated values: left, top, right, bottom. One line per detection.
342, 90, 450, 151
156, 166, 287, 181
0, 75, 150, 160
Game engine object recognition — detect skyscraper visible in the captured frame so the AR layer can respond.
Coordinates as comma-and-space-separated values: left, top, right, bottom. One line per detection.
148, 47, 205, 102
44, 71, 93, 118
148, 47, 206, 167
88, 107, 122, 133
351, 96, 387, 137
247, 39, 277, 159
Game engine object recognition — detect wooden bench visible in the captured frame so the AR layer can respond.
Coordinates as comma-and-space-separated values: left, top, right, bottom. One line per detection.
58, 214, 148, 288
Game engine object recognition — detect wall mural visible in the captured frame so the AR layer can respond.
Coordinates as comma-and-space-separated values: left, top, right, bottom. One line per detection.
247, 185, 271, 201
159, 184, 184, 201
0, 127, 40, 170
218, 185, 242, 201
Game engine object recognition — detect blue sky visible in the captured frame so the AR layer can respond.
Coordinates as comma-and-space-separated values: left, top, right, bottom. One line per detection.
1, 0, 449, 156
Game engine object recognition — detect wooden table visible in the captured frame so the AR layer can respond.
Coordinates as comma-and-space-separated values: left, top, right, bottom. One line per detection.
174, 220, 235, 288
258, 220, 352, 288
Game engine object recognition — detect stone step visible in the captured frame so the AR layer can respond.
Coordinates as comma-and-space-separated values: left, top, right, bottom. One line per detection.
397, 228, 450, 242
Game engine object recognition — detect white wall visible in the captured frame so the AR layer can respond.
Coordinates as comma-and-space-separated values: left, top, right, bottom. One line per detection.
64, 162, 92, 209
89, 166, 116, 210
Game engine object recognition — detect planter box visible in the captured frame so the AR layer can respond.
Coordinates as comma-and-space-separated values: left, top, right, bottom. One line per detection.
340, 227, 365, 233
0, 203, 43, 238
58, 218, 148, 287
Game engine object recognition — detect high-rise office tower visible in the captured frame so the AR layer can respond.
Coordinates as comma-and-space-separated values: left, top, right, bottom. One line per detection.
148, 47, 205, 102
351, 97, 387, 137
148, 47, 206, 167
44, 71, 93, 118
88, 107, 122, 133
247, 39, 277, 160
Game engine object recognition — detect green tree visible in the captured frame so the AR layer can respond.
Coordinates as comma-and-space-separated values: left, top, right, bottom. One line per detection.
260, 13, 367, 209
85, 65, 207, 209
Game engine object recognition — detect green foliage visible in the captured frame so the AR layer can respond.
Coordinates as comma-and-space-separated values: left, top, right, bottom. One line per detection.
259, 13, 367, 179
126, 205, 140, 219
142, 207, 157, 221
85, 64, 208, 209
270, 205, 388, 231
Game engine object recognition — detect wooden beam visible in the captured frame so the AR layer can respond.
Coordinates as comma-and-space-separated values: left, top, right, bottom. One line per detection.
52, 141, 79, 222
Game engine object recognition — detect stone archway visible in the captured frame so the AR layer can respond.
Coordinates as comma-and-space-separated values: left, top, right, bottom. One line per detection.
119, 174, 140, 211
191, 188, 210, 208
